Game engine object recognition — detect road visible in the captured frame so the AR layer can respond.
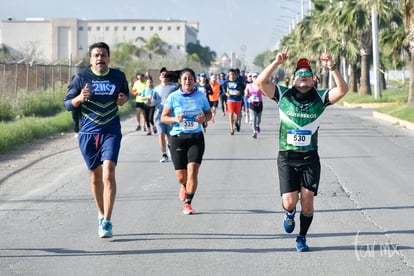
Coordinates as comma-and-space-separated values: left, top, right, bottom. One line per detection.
1, 98, 414, 275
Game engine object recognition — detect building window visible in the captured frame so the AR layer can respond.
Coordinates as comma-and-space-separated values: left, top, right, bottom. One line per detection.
132, 26, 136, 31
176, 26, 180, 31
88, 26, 91, 31
97, 26, 101, 31
158, 26, 162, 31
177, 45, 180, 50
124, 26, 128, 31
114, 26, 118, 31
150, 26, 154, 31
141, 26, 145, 31
168, 45, 172, 50
78, 26, 83, 31
167, 26, 171, 31
105, 26, 110, 31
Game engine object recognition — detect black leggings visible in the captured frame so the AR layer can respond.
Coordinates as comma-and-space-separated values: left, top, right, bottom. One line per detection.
144, 105, 156, 127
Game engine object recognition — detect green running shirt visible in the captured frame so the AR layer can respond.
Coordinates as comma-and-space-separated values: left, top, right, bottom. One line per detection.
272, 85, 331, 151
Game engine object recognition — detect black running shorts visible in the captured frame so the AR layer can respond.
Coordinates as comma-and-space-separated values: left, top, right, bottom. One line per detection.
277, 151, 321, 196
170, 132, 205, 170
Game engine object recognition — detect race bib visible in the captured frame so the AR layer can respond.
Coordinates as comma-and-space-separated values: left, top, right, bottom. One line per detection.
287, 129, 312, 146
179, 121, 199, 130
249, 95, 259, 103
228, 89, 239, 96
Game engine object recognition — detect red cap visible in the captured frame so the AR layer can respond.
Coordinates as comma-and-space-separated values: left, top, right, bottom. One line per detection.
295, 58, 312, 72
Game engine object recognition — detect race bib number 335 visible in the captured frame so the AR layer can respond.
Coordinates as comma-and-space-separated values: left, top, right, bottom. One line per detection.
179, 121, 199, 130
287, 129, 312, 146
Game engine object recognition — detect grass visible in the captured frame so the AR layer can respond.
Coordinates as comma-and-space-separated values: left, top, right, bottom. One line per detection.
340, 88, 408, 104
0, 99, 135, 154
376, 104, 414, 122
1, 85, 413, 154
0, 112, 72, 153
340, 87, 414, 123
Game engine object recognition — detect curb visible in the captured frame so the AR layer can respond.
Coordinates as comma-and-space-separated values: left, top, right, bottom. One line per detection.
342, 102, 395, 108
372, 111, 414, 131
342, 102, 414, 131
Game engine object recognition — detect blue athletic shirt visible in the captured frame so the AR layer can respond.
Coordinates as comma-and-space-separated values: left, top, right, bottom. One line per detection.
223, 78, 244, 102
166, 88, 211, 136
64, 67, 130, 134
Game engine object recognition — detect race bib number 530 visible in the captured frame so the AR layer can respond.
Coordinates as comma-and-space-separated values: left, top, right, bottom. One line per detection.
287, 129, 312, 146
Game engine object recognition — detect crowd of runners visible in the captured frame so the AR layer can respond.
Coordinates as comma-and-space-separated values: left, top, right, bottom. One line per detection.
65, 42, 348, 252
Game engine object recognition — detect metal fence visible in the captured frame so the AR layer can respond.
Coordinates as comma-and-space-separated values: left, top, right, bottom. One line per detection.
0, 61, 85, 101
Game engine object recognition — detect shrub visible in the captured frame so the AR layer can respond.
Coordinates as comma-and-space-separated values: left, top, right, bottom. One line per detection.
19, 88, 66, 117
0, 101, 15, 121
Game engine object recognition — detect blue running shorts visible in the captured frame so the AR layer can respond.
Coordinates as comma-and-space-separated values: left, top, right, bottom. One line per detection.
78, 132, 122, 170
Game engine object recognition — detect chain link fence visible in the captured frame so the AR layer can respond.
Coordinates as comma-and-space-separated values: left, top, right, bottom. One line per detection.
0, 61, 86, 104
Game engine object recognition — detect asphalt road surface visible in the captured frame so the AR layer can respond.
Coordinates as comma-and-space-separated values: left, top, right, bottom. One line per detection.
1, 98, 414, 275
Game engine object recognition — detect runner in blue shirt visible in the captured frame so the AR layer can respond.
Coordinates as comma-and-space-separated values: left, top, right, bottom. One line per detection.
63, 42, 129, 239
161, 68, 212, 215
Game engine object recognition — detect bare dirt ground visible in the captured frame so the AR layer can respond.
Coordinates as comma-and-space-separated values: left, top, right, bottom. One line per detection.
0, 131, 78, 186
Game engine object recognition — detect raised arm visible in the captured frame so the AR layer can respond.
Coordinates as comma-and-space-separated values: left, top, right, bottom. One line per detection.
255, 47, 288, 98
320, 52, 349, 104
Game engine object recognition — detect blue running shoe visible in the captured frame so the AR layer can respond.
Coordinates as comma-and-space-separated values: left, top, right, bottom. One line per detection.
98, 215, 104, 226
283, 209, 296, 233
99, 220, 113, 238
296, 235, 309, 252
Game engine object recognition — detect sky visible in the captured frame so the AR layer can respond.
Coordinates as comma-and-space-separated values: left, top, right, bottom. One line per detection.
0, 0, 310, 66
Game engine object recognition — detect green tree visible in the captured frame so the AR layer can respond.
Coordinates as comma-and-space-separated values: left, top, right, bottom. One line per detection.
111, 42, 146, 82
186, 42, 217, 67
0, 45, 10, 62
136, 34, 168, 68
253, 50, 273, 69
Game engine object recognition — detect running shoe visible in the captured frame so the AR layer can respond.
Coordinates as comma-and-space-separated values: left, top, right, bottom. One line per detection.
235, 122, 240, 132
153, 126, 158, 134
160, 154, 169, 163
296, 235, 310, 252
99, 220, 113, 238
252, 132, 257, 139
183, 203, 195, 215
98, 214, 104, 226
256, 126, 261, 133
136, 125, 141, 131
146, 131, 152, 135
179, 185, 187, 201
283, 209, 296, 233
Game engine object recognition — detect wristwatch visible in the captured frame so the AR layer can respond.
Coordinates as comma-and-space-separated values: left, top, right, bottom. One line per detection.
328, 64, 337, 71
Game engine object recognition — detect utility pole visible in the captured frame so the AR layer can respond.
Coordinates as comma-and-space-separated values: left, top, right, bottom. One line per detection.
301, 0, 304, 19
371, 3, 381, 99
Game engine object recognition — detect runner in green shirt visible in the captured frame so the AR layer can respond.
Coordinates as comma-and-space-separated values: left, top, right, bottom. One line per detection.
255, 47, 348, 252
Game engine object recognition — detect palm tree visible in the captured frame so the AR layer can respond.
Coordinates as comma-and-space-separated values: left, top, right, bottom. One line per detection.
379, 5, 404, 90
404, 0, 414, 107
331, 0, 396, 96
136, 34, 168, 68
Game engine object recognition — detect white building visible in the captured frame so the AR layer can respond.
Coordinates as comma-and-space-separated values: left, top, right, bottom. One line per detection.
0, 17, 199, 62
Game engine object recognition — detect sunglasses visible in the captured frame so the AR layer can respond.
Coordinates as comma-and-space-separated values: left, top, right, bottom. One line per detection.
295, 71, 313, 77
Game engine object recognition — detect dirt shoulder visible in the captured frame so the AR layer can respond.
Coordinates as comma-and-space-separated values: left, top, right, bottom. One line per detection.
0, 132, 78, 186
